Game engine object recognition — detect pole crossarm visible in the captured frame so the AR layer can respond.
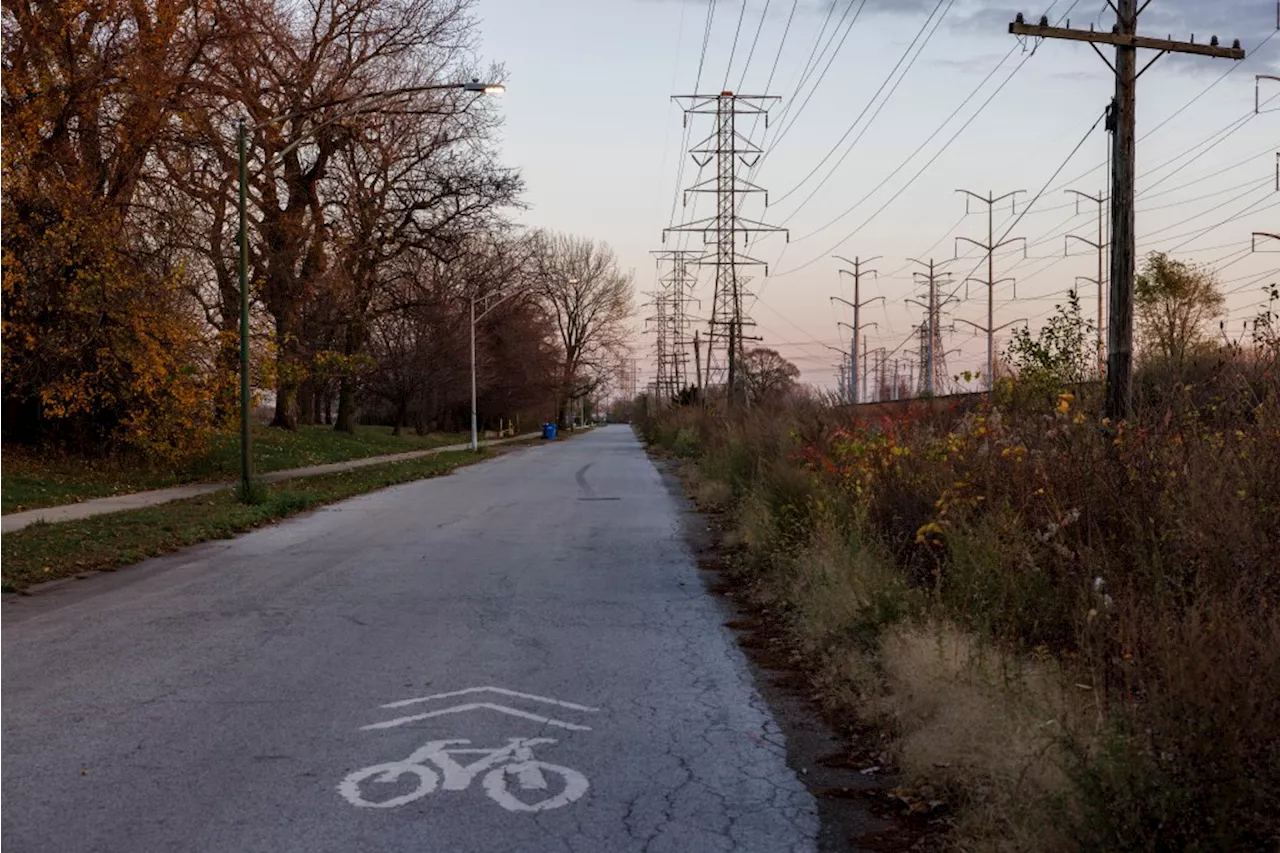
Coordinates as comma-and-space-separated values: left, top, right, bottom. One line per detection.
833, 253, 882, 269
831, 295, 885, 310
954, 316, 1029, 334
1009, 20, 1244, 59
956, 188, 1024, 212
955, 235, 1027, 256
1066, 234, 1105, 252
1253, 232, 1280, 251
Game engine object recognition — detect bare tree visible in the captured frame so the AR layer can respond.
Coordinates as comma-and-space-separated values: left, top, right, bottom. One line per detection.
197, 0, 485, 429
325, 85, 520, 431
741, 347, 800, 404
532, 232, 634, 426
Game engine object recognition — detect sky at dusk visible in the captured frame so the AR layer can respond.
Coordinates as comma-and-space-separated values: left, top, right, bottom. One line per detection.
476, 0, 1280, 391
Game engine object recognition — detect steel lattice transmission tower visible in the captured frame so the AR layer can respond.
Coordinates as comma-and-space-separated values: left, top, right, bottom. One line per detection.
651, 249, 700, 395
663, 91, 788, 404
644, 288, 675, 403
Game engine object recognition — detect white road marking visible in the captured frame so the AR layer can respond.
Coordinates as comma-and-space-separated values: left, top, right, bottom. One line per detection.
381, 686, 600, 713
362, 702, 595, 732
339, 738, 589, 812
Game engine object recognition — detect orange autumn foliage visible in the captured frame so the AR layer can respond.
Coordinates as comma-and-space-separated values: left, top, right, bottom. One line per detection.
2, 0, 216, 459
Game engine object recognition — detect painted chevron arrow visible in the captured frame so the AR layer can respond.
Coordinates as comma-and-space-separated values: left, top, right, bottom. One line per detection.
362, 687, 601, 732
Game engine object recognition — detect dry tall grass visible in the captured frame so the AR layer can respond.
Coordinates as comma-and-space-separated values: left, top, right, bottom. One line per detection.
643, 355, 1280, 851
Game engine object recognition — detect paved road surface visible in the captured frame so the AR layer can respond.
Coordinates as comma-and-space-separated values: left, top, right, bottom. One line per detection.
2, 426, 818, 852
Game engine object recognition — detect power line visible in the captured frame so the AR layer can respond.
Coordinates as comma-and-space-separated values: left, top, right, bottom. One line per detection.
769, 2, 1085, 284
942, 107, 1109, 306
735, 0, 772, 91
723, 0, 750, 90
770, 0, 952, 211
761, 0, 869, 158
694, 0, 718, 91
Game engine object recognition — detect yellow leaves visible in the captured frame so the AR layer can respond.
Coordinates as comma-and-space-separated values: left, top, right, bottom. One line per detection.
915, 521, 944, 544
1056, 392, 1075, 415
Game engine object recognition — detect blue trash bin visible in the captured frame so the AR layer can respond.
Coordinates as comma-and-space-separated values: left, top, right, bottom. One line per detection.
542, 423, 557, 440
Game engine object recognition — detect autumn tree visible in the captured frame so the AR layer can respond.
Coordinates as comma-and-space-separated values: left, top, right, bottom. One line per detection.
741, 348, 800, 403
1135, 251, 1225, 369
2, 0, 221, 457
531, 232, 634, 426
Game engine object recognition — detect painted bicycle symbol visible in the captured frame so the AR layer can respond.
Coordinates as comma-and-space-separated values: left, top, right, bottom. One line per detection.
339, 737, 588, 812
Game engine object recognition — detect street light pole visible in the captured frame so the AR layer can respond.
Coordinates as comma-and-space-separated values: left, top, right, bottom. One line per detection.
238, 118, 252, 498
236, 80, 505, 491
470, 293, 479, 452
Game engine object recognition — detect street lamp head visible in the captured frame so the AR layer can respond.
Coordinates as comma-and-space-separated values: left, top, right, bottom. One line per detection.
463, 80, 506, 95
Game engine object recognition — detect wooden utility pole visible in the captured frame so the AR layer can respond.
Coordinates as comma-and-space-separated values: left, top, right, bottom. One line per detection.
955, 190, 1025, 391
1010, 4, 1244, 418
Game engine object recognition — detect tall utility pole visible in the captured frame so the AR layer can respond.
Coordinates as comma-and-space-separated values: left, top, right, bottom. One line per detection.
830, 254, 883, 404
1065, 188, 1107, 375
692, 329, 703, 393
905, 258, 956, 395
862, 337, 870, 403
822, 344, 852, 404
1010, 5, 1244, 418
652, 249, 700, 392
956, 190, 1025, 391
838, 319, 878, 399
664, 91, 789, 406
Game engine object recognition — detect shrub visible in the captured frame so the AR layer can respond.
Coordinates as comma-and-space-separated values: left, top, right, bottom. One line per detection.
647, 347, 1280, 850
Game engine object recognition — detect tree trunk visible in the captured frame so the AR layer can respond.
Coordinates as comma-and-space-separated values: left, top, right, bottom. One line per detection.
271, 314, 299, 430
297, 380, 315, 426
334, 376, 356, 433
214, 328, 240, 425
391, 398, 407, 437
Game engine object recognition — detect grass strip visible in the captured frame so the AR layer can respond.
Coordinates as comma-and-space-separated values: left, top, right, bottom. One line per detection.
2, 424, 469, 514
2, 449, 485, 592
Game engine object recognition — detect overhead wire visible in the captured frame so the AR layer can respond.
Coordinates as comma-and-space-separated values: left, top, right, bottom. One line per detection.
759, 0, 870, 160
736, 0, 772, 91
769, 0, 952, 211
723, 0, 750, 90
940, 106, 1108, 309
763, 0, 1084, 287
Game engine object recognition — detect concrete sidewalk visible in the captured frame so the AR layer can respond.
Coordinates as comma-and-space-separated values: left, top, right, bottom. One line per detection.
1, 432, 542, 534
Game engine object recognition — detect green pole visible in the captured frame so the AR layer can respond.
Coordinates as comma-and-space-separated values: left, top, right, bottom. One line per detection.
238, 118, 253, 498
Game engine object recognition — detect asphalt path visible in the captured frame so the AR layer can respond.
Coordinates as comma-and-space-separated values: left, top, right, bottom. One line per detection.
2, 425, 819, 852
